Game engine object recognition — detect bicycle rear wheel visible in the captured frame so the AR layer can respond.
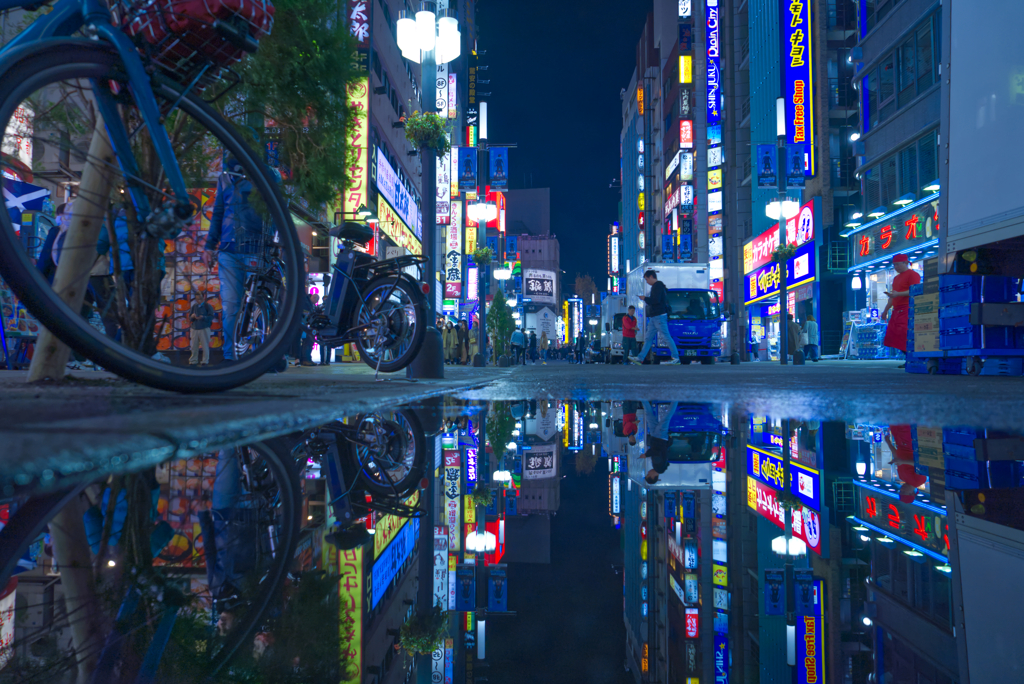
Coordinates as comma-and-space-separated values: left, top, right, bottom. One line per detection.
0, 40, 303, 392
354, 409, 426, 496
353, 275, 428, 373
0, 444, 299, 681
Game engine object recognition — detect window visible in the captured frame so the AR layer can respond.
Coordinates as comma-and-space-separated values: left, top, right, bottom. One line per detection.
861, 129, 938, 215
863, 0, 903, 35
863, 13, 939, 127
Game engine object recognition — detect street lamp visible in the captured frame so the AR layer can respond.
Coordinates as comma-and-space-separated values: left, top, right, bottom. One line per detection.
466, 530, 497, 554
771, 535, 808, 556
765, 197, 800, 220
468, 200, 498, 223
397, 5, 460, 64
493, 267, 512, 280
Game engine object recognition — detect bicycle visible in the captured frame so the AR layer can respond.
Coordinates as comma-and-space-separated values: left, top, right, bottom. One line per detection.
309, 221, 429, 374
0, 442, 299, 682
0, 0, 306, 392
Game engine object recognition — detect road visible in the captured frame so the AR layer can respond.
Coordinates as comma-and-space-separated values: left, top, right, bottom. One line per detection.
3, 358, 1023, 492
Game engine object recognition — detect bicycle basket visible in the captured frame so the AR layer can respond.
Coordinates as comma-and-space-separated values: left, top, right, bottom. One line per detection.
119, 0, 275, 88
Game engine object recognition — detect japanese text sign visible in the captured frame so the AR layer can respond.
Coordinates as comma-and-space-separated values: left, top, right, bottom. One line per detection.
781, 0, 815, 173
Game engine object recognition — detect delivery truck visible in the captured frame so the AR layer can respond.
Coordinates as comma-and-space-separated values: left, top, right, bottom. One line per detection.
625, 262, 725, 363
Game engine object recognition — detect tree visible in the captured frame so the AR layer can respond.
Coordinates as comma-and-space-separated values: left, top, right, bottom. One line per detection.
574, 273, 599, 304
489, 289, 515, 360
574, 451, 598, 475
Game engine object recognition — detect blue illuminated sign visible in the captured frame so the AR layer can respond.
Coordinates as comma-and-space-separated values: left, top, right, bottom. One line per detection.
747, 446, 785, 489
795, 575, 824, 684
790, 461, 821, 512
706, 0, 721, 125
371, 517, 420, 608
714, 635, 729, 684
743, 240, 816, 305
748, 446, 821, 511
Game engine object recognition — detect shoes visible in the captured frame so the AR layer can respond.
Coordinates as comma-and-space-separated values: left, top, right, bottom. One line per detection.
300, 360, 315, 367
542, 361, 547, 365
664, 358, 681, 365
897, 363, 906, 369
189, 360, 199, 366
626, 355, 640, 364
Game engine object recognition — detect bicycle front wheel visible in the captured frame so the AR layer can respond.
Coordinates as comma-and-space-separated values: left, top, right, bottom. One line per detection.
0, 40, 304, 392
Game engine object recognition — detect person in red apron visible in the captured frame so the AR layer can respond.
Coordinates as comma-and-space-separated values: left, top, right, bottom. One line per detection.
882, 253, 921, 366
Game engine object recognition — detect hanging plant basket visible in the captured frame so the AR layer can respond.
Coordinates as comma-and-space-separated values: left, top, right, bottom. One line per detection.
471, 247, 494, 264
771, 243, 798, 263
404, 111, 451, 156
398, 604, 448, 656
471, 486, 494, 508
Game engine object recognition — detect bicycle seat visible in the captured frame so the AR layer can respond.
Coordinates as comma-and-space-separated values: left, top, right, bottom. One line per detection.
329, 221, 374, 243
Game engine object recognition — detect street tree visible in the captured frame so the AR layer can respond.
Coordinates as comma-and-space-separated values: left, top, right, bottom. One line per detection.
574, 273, 599, 304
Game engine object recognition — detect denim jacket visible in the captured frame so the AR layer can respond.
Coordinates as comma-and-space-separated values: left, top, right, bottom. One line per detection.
206, 172, 265, 255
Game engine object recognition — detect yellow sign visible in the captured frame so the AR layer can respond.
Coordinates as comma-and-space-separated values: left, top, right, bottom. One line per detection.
373, 491, 420, 559
681, 55, 693, 84
377, 196, 422, 254
339, 547, 363, 684
638, 192, 645, 211
464, 495, 476, 524
708, 169, 722, 190
713, 563, 728, 587
343, 77, 370, 224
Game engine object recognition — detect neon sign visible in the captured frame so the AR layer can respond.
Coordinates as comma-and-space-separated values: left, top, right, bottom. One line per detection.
747, 476, 824, 555
706, 0, 721, 125
743, 200, 815, 273
743, 240, 817, 305
781, 0, 814, 173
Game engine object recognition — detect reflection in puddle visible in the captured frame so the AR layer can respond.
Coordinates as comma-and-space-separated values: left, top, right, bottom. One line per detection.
0, 400, 1021, 682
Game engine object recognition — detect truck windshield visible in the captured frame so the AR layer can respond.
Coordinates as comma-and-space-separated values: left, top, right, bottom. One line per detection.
667, 290, 720, 320
666, 432, 720, 461
613, 313, 627, 331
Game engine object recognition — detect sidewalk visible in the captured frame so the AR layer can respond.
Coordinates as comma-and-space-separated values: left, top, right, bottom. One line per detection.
0, 363, 506, 493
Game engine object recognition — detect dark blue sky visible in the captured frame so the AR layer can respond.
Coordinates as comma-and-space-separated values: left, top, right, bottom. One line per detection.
475, 1, 651, 291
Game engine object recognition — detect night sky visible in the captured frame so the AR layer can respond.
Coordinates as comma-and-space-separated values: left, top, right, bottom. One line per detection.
485, 460, 632, 684
475, 1, 651, 292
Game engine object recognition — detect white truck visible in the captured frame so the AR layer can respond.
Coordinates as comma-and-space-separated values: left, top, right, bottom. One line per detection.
625, 262, 724, 364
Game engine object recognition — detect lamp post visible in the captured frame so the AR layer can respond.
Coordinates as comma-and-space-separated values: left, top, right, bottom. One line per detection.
397, 3, 461, 379
768, 97, 802, 365
469, 199, 497, 365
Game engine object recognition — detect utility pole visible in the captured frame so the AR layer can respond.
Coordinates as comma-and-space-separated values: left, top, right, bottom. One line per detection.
776, 97, 790, 366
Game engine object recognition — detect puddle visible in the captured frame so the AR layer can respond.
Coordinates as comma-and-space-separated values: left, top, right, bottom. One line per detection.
0, 398, 1019, 682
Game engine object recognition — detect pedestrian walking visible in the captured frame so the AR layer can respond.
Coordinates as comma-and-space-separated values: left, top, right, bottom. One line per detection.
539, 331, 550, 364
528, 331, 538, 364
621, 305, 638, 362
188, 291, 215, 365
787, 313, 802, 361
882, 254, 921, 368
457, 320, 470, 365
628, 270, 681, 365
443, 321, 458, 364
297, 292, 318, 366
574, 334, 586, 364
639, 400, 680, 484
802, 314, 819, 362
510, 327, 526, 365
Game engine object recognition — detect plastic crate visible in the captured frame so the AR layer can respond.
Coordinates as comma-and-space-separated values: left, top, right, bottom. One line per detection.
940, 287, 982, 306
944, 443, 978, 461
945, 469, 981, 490
983, 326, 1016, 350
939, 303, 972, 318
910, 283, 924, 296
939, 275, 980, 291
980, 357, 1024, 376
941, 326, 982, 350
982, 276, 1018, 303
905, 358, 928, 374
943, 427, 980, 447
939, 315, 972, 331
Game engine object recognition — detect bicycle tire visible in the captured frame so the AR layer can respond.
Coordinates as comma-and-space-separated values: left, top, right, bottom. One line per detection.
354, 274, 428, 374
0, 485, 88, 584
233, 291, 276, 358
356, 408, 427, 497
0, 40, 302, 393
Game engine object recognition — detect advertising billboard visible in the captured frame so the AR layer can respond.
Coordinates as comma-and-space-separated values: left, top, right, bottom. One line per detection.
489, 147, 509, 191
747, 476, 824, 556
849, 199, 940, 268
458, 147, 477, 193
747, 446, 821, 511
371, 517, 420, 608
781, 0, 814, 174
743, 200, 816, 273
339, 547, 363, 684
795, 574, 825, 684
853, 481, 948, 560
685, 608, 699, 638
377, 196, 422, 254
445, 204, 462, 298
444, 451, 461, 551
524, 268, 557, 304
743, 240, 816, 305
705, 0, 721, 125
524, 443, 557, 480
375, 148, 422, 239
437, 148, 451, 225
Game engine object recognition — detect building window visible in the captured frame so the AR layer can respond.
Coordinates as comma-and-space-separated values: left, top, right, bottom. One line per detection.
861, 129, 938, 214
862, 0, 903, 35
863, 13, 938, 128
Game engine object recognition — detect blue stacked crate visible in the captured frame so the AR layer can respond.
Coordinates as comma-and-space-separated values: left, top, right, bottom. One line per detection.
981, 357, 1024, 376
938, 275, 1018, 353
942, 427, 984, 489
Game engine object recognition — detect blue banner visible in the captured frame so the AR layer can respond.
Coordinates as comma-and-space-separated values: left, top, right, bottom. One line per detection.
662, 234, 675, 262
795, 574, 824, 684
705, 0, 721, 125
506, 490, 517, 516
487, 565, 507, 612
371, 517, 420, 608
489, 147, 508, 191
714, 635, 730, 684
756, 144, 778, 188
455, 564, 476, 612
458, 147, 478, 193
781, 0, 814, 174
790, 462, 822, 512
764, 569, 784, 616
786, 144, 808, 186
505, 234, 518, 260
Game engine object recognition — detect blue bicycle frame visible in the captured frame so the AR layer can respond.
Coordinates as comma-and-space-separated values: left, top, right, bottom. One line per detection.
0, 0, 194, 222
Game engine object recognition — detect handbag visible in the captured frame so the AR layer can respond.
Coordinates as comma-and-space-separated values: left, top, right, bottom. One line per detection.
799, 332, 809, 346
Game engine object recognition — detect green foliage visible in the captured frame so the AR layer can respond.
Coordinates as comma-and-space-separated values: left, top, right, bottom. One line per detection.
404, 110, 452, 156
771, 243, 798, 263
471, 246, 494, 264
398, 604, 448, 656
471, 486, 494, 508
575, 452, 598, 475
574, 273, 598, 302
486, 402, 515, 455
235, 0, 361, 211
488, 289, 515, 359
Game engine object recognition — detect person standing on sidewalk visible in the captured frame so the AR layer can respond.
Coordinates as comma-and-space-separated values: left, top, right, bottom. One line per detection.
802, 314, 820, 362
528, 331, 538, 365
443, 321, 458, 364
188, 291, 214, 365
621, 305, 638, 363
510, 327, 526, 365
882, 253, 921, 368
787, 314, 802, 362
629, 270, 681, 365
539, 331, 550, 364
457, 320, 470, 365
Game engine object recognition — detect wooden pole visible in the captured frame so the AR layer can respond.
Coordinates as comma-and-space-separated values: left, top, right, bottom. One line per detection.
28, 118, 116, 382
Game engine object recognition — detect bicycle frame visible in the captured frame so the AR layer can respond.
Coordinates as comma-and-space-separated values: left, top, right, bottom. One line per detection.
0, 0, 194, 220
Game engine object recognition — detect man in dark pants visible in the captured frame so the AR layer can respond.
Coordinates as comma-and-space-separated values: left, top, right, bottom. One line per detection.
629, 270, 681, 365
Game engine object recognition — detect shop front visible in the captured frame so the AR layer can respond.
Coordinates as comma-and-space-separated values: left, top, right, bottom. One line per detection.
742, 199, 819, 360
841, 196, 939, 358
